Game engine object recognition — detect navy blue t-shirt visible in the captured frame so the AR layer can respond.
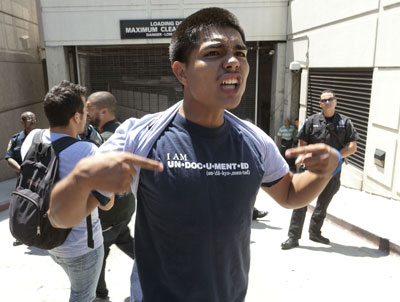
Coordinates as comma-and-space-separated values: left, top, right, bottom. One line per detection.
136, 113, 266, 302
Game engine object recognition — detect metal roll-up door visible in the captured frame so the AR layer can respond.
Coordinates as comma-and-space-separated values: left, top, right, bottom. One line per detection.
307, 68, 373, 170
77, 43, 257, 122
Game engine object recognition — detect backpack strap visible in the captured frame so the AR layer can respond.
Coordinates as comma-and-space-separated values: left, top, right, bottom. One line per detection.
32, 129, 47, 145
86, 216, 94, 248
51, 136, 79, 154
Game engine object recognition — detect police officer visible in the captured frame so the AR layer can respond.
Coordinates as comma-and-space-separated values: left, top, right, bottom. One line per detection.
5, 111, 37, 173
281, 89, 360, 250
5, 111, 37, 246
86, 91, 136, 300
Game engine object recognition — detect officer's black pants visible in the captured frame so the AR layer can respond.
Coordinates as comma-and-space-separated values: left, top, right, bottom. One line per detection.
280, 139, 295, 169
96, 219, 135, 297
287, 172, 341, 239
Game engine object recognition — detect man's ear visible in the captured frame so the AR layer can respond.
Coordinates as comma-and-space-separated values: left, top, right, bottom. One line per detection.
172, 61, 187, 86
72, 112, 80, 124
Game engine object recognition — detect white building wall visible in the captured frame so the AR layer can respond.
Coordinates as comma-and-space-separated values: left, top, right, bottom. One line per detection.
39, 0, 290, 143
39, 0, 288, 46
288, 0, 400, 200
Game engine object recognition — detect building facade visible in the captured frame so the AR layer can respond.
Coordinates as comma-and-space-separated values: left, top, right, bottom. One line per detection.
2, 0, 398, 200
0, 0, 47, 181
288, 0, 400, 200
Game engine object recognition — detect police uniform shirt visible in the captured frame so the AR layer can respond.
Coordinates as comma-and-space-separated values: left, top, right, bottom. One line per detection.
297, 112, 360, 150
5, 130, 27, 165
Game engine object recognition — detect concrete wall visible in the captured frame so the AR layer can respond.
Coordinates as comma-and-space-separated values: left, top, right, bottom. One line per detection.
39, 0, 288, 46
0, 0, 47, 181
39, 0, 290, 139
39, 0, 289, 91
287, 0, 400, 200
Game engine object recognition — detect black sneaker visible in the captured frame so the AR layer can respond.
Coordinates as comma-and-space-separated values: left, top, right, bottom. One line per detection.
281, 237, 299, 250
94, 296, 109, 301
252, 208, 268, 220
13, 240, 23, 246
95, 290, 109, 300
309, 234, 330, 244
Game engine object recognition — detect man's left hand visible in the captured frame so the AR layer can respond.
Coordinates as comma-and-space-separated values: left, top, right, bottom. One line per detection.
285, 143, 339, 176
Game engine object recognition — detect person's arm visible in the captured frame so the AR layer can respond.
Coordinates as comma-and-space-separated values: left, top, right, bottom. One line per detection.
6, 158, 20, 173
262, 143, 339, 209
340, 141, 357, 158
49, 151, 163, 228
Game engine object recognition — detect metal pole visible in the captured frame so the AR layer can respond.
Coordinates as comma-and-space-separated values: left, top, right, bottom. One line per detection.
254, 41, 259, 125
75, 46, 81, 84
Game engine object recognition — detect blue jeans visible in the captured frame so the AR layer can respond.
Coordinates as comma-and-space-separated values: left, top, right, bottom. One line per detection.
130, 261, 143, 302
51, 245, 104, 302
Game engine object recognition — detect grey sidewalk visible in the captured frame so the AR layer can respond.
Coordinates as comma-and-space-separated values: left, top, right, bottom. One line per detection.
0, 178, 15, 212
1, 179, 400, 302
0, 178, 400, 255
316, 185, 400, 255
1, 176, 400, 255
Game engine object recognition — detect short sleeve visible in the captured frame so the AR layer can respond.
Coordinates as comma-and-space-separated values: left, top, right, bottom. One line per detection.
261, 134, 289, 185
4, 138, 15, 159
297, 118, 310, 142
345, 119, 360, 143
240, 121, 289, 185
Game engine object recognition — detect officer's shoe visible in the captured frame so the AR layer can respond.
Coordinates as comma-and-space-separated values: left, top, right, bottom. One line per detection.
281, 237, 299, 250
252, 208, 268, 220
309, 234, 330, 244
13, 240, 23, 246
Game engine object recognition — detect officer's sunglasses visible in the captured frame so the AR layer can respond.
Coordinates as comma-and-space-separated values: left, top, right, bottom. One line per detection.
320, 97, 335, 103
25, 118, 36, 123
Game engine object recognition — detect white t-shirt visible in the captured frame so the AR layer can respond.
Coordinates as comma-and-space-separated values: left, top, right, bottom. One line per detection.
21, 129, 103, 258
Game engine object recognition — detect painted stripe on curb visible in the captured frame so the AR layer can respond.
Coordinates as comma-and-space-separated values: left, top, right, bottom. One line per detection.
308, 204, 400, 257
0, 201, 10, 212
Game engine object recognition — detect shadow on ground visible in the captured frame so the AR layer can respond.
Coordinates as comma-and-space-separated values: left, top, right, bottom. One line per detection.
251, 220, 282, 231
298, 242, 387, 258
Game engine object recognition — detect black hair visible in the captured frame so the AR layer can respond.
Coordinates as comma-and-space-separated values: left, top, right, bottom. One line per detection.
43, 80, 87, 127
320, 89, 336, 98
169, 7, 246, 64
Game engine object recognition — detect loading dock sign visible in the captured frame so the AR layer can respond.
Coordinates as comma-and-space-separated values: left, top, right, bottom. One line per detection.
120, 19, 183, 39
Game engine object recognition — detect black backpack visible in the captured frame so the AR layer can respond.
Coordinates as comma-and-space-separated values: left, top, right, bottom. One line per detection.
9, 130, 94, 250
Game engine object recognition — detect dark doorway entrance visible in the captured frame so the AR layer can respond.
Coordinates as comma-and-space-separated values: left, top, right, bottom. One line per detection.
256, 42, 275, 135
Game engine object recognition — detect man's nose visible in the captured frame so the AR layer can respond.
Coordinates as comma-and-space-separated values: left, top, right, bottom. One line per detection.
223, 52, 240, 71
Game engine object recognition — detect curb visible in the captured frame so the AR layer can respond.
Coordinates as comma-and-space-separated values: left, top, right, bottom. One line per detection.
0, 200, 10, 212
308, 205, 400, 256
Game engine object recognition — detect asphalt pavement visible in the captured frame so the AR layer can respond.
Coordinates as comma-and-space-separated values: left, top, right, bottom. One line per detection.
1, 177, 400, 301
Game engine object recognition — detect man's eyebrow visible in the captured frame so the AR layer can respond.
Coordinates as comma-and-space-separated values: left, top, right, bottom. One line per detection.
235, 44, 248, 51
202, 42, 248, 51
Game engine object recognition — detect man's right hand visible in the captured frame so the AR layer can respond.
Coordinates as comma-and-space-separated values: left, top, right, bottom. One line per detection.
74, 151, 164, 193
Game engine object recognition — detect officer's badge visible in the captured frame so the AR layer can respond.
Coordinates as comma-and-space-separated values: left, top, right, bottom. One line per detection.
7, 140, 12, 151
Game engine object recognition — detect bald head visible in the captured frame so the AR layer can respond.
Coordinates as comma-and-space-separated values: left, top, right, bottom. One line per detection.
87, 91, 117, 114
20, 111, 36, 133
86, 91, 118, 131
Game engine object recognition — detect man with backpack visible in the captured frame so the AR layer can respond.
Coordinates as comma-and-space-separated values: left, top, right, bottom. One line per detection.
86, 91, 136, 300
20, 80, 113, 302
